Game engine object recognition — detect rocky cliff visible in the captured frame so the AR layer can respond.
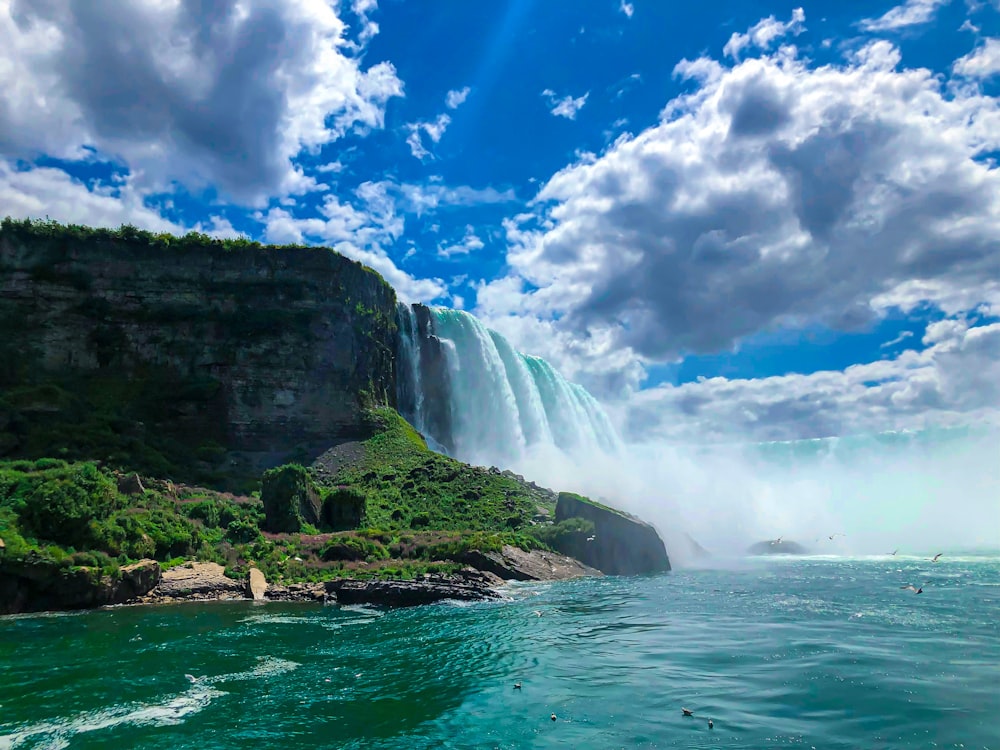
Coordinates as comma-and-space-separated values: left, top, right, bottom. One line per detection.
553, 492, 671, 575
0, 220, 399, 487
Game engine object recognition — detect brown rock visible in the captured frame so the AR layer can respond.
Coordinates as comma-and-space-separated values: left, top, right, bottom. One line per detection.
117, 473, 145, 495
111, 559, 161, 603
246, 567, 267, 600
462, 545, 601, 581
148, 561, 243, 601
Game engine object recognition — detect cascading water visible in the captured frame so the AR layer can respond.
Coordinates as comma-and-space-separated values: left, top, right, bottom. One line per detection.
396, 304, 620, 467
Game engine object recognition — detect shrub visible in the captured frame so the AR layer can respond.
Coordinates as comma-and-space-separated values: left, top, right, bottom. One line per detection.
320, 535, 389, 562
21, 463, 118, 548
321, 486, 367, 531
260, 464, 320, 533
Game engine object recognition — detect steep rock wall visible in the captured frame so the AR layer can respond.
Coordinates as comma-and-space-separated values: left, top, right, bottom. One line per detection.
553, 492, 671, 575
0, 221, 399, 486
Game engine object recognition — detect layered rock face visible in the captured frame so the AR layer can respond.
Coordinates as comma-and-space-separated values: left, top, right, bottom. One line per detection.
0, 557, 161, 615
553, 493, 671, 575
0, 224, 399, 483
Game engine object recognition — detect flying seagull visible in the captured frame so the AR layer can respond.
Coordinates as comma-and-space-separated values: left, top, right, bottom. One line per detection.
827, 533, 846, 540
682, 708, 694, 717
770, 537, 783, 545
586, 535, 596, 542
888, 549, 898, 556
900, 581, 930, 594
931, 553, 943, 562
532, 610, 543, 617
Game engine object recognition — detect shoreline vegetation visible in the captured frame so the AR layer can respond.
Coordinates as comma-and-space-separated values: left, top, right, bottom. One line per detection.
0, 219, 670, 615
0, 407, 661, 614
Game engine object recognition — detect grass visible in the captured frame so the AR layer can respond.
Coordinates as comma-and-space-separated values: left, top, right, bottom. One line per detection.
321, 408, 557, 533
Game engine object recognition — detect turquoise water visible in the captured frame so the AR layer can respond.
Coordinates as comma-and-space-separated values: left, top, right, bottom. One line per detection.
2, 556, 998, 749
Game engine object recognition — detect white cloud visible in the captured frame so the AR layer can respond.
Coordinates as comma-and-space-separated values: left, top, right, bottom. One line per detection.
858, 0, 950, 32
619, 0, 634, 19
351, 0, 380, 45
724, 8, 805, 60
391, 181, 518, 216
260, 183, 445, 302
404, 113, 452, 160
478, 39, 1000, 406
620, 319, 1000, 443
880, 330, 915, 349
0, 0, 403, 205
953, 38, 1000, 78
0, 161, 181, 232
445, 86, 471, 109
541, 90, 590, 120
438, 226, 485, 258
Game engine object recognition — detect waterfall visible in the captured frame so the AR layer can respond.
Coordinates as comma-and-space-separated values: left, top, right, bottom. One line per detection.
397, 304, 621, 467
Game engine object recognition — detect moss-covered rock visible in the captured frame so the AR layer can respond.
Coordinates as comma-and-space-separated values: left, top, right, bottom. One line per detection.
261, 464, 320, 533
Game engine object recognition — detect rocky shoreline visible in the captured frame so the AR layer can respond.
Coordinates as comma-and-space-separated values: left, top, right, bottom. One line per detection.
125, 545, 602, 610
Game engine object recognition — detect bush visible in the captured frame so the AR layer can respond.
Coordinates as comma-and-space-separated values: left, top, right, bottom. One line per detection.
21, 463, 118, 548
225, 518, 262, 544
321, 486, 367, 530
260, 464, 320, 533
320, 535, 389, 562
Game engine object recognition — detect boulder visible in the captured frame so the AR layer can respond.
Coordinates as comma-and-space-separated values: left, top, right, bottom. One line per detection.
246, 567, 267, 600
462, 545, 601, 581
552, 493, 671, 575
111, 559, 161, 603
149, 561, 244, 600
117, 473, 145, 495
325, 578, 500, 607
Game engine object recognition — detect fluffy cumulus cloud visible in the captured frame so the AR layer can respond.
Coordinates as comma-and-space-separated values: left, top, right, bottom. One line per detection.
486, 40, 1000, 359
0, 0, 402, 204
723, 7, 805, 60
541, 89, 590, 120
953, 38, 1000, 79
621, 317, 1000, 442
478, 34, 1000, 437
858, 0, 950, 32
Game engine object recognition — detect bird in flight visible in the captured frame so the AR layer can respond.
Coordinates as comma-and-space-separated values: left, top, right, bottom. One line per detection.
931, 553, 943, 562
827, 533, 846, 540
900, 582, 929, 594
532, 610, 543, 617
770, 536, 783, 545
888, 549, 898, 556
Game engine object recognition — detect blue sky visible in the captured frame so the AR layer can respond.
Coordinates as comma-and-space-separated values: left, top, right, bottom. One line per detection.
2, 0, 1000, 442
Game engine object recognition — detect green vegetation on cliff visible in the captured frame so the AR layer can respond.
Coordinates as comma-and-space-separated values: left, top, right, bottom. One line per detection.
0, 409, 561, 598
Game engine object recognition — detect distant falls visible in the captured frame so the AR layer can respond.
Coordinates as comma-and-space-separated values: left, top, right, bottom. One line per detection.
396, 303, 620, 466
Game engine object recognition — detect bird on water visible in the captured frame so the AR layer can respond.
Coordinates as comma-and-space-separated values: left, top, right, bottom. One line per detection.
514, 682, 522, 690
682, 708, 694, 717
708, 719, 714, 729
900, 582, 929, 594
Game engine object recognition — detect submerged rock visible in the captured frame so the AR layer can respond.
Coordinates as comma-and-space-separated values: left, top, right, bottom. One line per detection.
325, 578, 500, 607
552, 493, 671, 575
746, 540, 809, 555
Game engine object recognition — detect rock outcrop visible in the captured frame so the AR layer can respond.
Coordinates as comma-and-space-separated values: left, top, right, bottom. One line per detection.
246, 567, 267, 600
325, 576, 501, 607
462, 545, 601, 581
746, 540, 810, 555
399, 303, 455, 452
0, 556, 162, 614
144, 561, 244, 602
0, 222, 399, 485
552, 493, 671, 575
